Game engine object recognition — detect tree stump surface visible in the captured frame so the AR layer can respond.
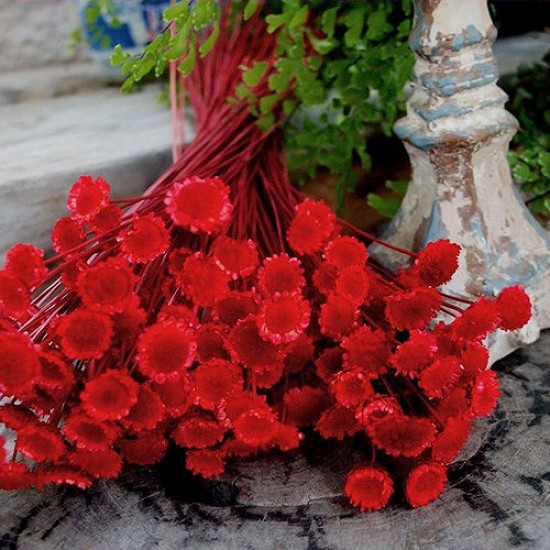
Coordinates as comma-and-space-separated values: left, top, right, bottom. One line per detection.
1, 331, 549, 550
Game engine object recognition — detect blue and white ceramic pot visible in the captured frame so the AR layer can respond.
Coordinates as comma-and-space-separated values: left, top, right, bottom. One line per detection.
78, 0, 172, 73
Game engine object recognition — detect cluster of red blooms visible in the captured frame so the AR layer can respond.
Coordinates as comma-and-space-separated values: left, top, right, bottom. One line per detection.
0, 172, 531, 510
0, 11, 533, 512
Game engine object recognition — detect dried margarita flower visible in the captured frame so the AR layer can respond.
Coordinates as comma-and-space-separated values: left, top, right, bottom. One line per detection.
80, 370, 139, 421
0, 271, 31, 320
4, 243, 47, 289
258, 254, 305, 295
67, 175, 111, 223
405, 462, 447, 507
119, 213, 170, 264
257, 292, 310, 344
345, 466, 394, 512
0, 332, 39, 396
414, 240, 460, 287
186, 449, 225, 479
165, 176, 232, 234
136, 322, 196, 382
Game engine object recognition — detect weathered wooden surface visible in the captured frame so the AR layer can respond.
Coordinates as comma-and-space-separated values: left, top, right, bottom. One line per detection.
0, 331, 549, 549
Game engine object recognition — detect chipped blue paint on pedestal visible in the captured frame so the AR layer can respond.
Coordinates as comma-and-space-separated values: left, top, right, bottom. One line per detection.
375, 0, 550, 361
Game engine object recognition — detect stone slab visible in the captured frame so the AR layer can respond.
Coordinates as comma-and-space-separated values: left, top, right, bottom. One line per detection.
0, 331, 548, 550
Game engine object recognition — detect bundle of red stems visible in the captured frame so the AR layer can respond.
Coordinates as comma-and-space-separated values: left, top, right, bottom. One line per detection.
0, 13, 532, 512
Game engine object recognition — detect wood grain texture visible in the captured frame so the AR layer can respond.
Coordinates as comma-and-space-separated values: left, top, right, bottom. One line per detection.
1, 331, 549, 550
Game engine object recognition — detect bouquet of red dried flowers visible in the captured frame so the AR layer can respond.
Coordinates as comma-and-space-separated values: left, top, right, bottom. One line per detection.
0, 12, 532, 512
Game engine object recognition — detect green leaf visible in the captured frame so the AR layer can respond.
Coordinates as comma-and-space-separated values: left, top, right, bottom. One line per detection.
367, 194, 403, 218
235, 83, 254, 100
289, 6, 308, 30
321, 6, 339, 39
256, 113, 275, 132
385, 179, 409, 194
307, 32, 338, 55
121, 76, 136, 93
199, 21, 219, 57
242, 61, 267, 88
538, 151, 550, 177
110, 44, 131, 66
244, 0, 261, 21
366, 10, 393, 41
178, 39, 197, 76
513, 162, 537, 183
259, 94, 279, 114
166, 23, 189, 60
265, 13, 289, 34
164, 1, 189, 22
191, 0, 217, 30
86, 4, 101, 25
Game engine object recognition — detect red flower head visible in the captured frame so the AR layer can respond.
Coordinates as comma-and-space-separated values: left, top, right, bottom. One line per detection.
215, 291, 258, 326
186, 449, 225, 479
356, 397, 400, 432
180, 253, 230, 307
211, 237, 258, 279
319, 295, 358, 339
77, 258, 137, 313
370, 415, 436, 457
450, 297, 500, 342
157, 304, 198, 328
385, 288, 442, 331
335, 265, 371, 305
250, 362, 285, 389
57, 309, 113, 359
331, 370, 375, 408
415, 240, 461, 287
67, 175, 111, 222
316, 405, 361, 440
229, 317, 279, 368
121, 384, 165, 432
315, 347, 343, 383
63, 413, 120, 451
312, 263, 338, 296
36, 351, 75, 399
4, 243, 47, 289
258, 254, 305, 296
217, 391, 270, 426
195, 324, 231, 362
60, 259, 85, 290
391, 330, 437, 378
281, 334, 314, 375
432, 415, 471, 463
283, 386, 330, 428
435, 387, 470, 422
112, 302, 147, 341
17, 424, 66, 463
151, 373, 192, 418
324, 236, 368, 270
232, 408, 278, 447
70, 448, 122, 479
90, 205, 122, 234
496, 285, 531, 331
119, 213, 170, 264
0, 463, 38, 491
165, 176, 233, 234
0, 271, 31, 320
80, 370, 139, 421
271, 424, 302, 451
342, 326, 391, 379
51, 217, 86, 255
173, 415, 226, 448
0, 404, 38, 431
287, 199, 335, 255
470, 370, 500, 417
0, 332, 39, 396
41, 466, 92, 490
190, 360, 243, 410
136, 321, 196, 382
460, 342, 489, 379
257, 293, 310, 344
345, 466, 394, 512
418, 357, 463, 399
405, 462, 447, 507
118, 431, 167, 465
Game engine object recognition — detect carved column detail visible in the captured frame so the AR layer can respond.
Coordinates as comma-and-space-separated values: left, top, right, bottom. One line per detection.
379, 0, 550, 360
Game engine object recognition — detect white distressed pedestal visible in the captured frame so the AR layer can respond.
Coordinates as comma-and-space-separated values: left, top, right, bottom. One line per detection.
375, 0, 550, 361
